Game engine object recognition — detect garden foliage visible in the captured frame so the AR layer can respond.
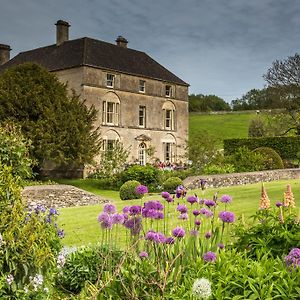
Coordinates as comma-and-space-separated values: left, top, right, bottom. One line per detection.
119, 180, 142, 200
253, 146, 284, 170
162, 176, 183, 193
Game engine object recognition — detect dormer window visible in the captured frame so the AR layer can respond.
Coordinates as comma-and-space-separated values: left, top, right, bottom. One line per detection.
165, 85, 172, 97
106, 74, 115, 88
139, 80, 146, 93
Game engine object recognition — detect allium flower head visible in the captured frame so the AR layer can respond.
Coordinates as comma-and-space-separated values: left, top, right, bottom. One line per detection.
166, 196, 174, 203
218, 243, 225, 249
177, 204, 188, 214
190, 229, 199, 237
259, 184, 270, 209
103, 203, 117, 214
220, 194, 232, 204
139, 251, 148, 259
195, 219, 201, 226
122, 206, 130, 214
112, 213, 125, 224
218, 211, 235, 223
284, 248, 300, 269
161, 191, 171, 199
124, 217, 142, 235
200, 208, 213, 218
175, 185, 187, 198
155, 211, 164, 219
178, 213, 188, 220
135, 185, 148, 195
203, 251, 217, 262
187, 195, 198, 205
101, 218, 113, 230
199, 179, 207, 190
193, 209, 200, 216
205, 232, 212, 239
172, 226, 185, 238
165, 237, 175, 244
98, 212, 110, 223
192, 278, 212, 299
204, 199, 216, 208
129, 205, 142, 215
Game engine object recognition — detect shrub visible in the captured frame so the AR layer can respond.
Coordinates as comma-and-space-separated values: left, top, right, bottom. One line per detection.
162, 177, 183, 193
119, 180, 142, 200
0, 165, 62, 298
0, 122, 33, 180
248, 117, 267, 137
120, 165, 160, 187
203, 163, 235, 175
56, 245, 123, 294
253, 147, 284, 170
227, 147, 265, 172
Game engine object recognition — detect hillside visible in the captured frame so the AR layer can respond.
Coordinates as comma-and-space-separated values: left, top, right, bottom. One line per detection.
189, 112, 256, 148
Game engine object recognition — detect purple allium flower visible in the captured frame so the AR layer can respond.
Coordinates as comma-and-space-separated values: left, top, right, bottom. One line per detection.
139, 251, 148, 259
276, 201, 283, 207
172, 226, 185, 238
220, 194, 232, 204
218, 211, 235, 223
142, 208, 158, 219
166, 196, 174, 203
155, 232, 166, 243
155, 211, 164, 219
190, 229, 199, 237
187, 195, 198, 205
203, 251, 217, 263
122, 206, 130, 214
101, 218, 113, 229
122, 213, 129, 221
98, 212, 110, 223
112, 213, 125, 224
193, 210, 200, 216
129, 205, 142, 216
49, 207, 58, 215
284, 248, 300, 269
165, 237, 175, 244
199, 198, 205, 205
161, 191, 171, 199
177, 204, 188, 214
103, 203, 117, 215
136, 185, 148, 195
195, 219, 201, 226
124, 217, 142, 235
57, 229, 65, 238
205, 232, 212, 239
199, 179, 207, 190
145, 230, 157, 241
143, 200, 163, 211
178, 213, 189, 220
218, 243, 225, 250
204, 199, 216, 208
175, 185, 187, 198
199, 208, 213, 218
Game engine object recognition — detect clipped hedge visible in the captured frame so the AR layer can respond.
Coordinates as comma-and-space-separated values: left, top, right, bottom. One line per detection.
224, 136, 300, 159
253, 147, 284, 170
162, 177, 183, 194
119, 180, 142, 200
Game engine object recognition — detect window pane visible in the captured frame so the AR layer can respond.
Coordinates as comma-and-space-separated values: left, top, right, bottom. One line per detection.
107, 74, 114, 87
139, 106, 146, 127
139, 80, 145, 92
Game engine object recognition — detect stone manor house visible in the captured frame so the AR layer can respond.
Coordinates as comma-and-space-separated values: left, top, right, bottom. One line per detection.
0, 20, 189, 172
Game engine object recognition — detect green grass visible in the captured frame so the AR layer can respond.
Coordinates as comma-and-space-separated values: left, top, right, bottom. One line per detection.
189, 112, 255, 147
57, 179, 300, 247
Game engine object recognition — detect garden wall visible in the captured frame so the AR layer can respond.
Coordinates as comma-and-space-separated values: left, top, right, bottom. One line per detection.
183, 168, 300, 189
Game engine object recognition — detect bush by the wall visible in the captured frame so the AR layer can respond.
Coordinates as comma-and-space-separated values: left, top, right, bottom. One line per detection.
120, 165, 160, 187
203, 163, 235, 175
253, 147, 284, 170
224, 136, 300, 160
119, 180, 142, 200
162, 177, 183, 193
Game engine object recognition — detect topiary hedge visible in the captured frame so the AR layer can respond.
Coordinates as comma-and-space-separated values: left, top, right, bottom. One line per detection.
119, 180, 142, 200
224, 136, 300, 160
162, 177, 183, 193
253, 147, 284, 170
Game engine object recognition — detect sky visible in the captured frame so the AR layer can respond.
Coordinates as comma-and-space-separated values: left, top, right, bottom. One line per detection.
1, 0, 300, 102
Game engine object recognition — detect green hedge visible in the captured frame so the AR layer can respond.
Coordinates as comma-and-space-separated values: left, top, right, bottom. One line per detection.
223, 136, 300, 159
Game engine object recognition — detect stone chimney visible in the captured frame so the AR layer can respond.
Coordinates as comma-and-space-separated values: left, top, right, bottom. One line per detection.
0, 44, 11, 65
116, 36, 128, 48
55, 20, 70, 46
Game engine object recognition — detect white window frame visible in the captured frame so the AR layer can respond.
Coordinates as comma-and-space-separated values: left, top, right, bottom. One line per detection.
164, 142, 173, 162
139, 105, 146, 128
165, 85, 172, 97
138, 143, 147, 165
106, 74, 115, 88
102, 101, 120, 126
139, 80, 146, 93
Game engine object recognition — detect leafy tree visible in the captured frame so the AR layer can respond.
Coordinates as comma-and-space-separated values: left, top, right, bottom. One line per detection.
264, 53, 300, 135
189, 94, 230, 112
0, 63, 101, 170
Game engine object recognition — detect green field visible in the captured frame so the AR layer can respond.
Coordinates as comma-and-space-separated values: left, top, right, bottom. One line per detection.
189, 112, 255, 147
57, 179, 300, 247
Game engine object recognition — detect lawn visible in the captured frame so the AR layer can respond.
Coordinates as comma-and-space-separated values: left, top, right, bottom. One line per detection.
189, 112, 255, 148
57, 178, 300, 247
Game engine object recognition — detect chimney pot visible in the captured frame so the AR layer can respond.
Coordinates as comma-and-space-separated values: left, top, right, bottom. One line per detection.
55, 20, 70, 46
116, 36, 128, 48
0, 44, 11, 65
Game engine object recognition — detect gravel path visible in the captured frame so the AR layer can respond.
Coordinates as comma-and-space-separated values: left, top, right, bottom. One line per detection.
22, 184, 109, 208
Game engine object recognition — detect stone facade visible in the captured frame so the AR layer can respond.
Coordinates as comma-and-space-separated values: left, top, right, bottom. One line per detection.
55, 66, 188, 166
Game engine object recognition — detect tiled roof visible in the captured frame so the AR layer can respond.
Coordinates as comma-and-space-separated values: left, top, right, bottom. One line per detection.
0, 37, 188, 86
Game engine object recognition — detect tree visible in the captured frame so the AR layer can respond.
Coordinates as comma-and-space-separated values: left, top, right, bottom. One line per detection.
264, 53, 300, 135
189, 94, 230, 112
0, 63, 101, 170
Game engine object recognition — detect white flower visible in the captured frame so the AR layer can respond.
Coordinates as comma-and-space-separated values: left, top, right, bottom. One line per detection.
0, 233, 3, 246
24, 287, 29, 294
33, 274, 43, 286
6, 274, 14, 285
44, 287, 49, 293
57, 253, 66, 268
192, 278, 212, 299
